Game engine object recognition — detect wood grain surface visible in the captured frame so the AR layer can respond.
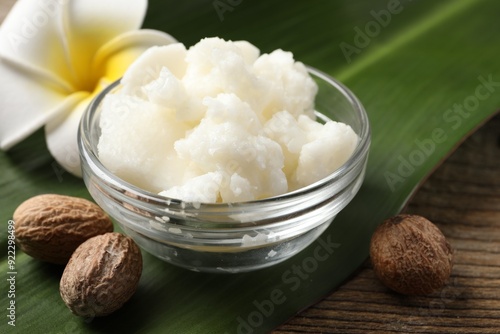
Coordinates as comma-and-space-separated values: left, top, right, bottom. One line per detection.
274, 114, 500, 333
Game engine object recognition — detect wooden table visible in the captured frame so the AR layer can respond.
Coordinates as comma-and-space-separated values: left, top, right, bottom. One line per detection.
2, 2, 499, 333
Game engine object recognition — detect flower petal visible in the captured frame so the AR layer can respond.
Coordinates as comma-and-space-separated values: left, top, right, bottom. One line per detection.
0, 59, 67, 150
44, 93, 92, 177
45, 29, 177, 177
0, 0, 150, 91
93, 29, 177, 82
0, 0, 74, 89
62, 0, 149, 89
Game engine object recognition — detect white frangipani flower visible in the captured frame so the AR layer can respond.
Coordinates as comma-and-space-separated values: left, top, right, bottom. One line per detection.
0, 0, 176, 176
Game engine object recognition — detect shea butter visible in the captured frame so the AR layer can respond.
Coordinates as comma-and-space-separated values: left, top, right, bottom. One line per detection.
98, 37, 358, 203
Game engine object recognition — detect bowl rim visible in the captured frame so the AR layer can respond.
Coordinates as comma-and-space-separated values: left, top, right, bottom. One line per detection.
78, 65, 371, 208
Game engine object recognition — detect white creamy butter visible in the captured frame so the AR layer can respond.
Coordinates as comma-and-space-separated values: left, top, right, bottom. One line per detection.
98, 37, 358, 203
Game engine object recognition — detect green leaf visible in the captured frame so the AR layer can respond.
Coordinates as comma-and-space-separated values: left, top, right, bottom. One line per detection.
2, 0, 499, 333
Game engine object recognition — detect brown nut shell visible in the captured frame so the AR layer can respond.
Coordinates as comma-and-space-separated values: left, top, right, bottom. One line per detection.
60, 232, 143, 317
370, 214, 453, 295
13, 194, 114, 264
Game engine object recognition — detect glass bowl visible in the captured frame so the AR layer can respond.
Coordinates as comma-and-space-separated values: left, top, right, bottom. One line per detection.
78, 66, 370, 273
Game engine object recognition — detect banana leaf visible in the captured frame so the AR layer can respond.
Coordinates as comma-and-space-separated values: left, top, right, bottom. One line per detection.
1, 0, 500, 333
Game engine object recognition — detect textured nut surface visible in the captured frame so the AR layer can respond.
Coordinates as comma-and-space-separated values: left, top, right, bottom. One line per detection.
370, 214, 453, 295
13, 194, 114, 264
60, 232, 142, 317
